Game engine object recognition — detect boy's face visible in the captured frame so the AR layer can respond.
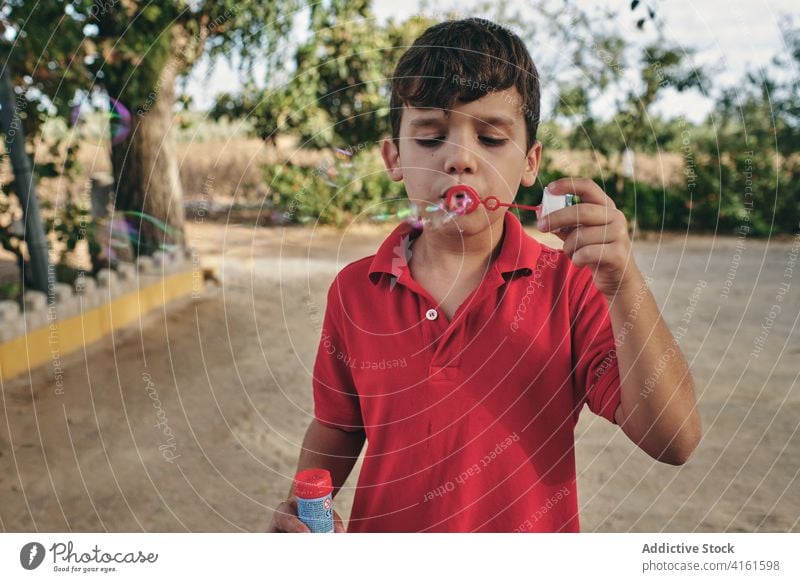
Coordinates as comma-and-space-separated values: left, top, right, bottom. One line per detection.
382, 87, 541, 236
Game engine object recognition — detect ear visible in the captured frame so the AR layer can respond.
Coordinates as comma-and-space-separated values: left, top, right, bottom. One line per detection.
520, 140, 542, 188
381, 137, 403, 181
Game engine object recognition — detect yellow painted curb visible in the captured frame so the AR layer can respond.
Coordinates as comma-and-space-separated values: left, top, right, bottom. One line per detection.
0, 269, 196, 382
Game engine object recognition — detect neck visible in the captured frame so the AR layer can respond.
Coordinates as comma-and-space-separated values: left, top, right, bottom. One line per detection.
411, 214, 506, 275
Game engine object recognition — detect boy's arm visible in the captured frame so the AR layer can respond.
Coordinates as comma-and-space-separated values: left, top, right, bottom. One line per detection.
542, 178, 702, 465
605, 270, 701, 465
268, 419, 365, 532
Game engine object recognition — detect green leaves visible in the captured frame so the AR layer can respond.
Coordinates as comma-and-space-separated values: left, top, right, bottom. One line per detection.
1, 0, 297, 151
264, 149, 403, 226
214, 5, 436, 151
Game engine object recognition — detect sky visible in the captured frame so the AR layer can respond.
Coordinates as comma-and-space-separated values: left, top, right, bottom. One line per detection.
184, 0, 800, 124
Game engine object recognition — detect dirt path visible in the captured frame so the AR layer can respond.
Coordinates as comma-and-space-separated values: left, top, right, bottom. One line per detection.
1, 222, 798, 532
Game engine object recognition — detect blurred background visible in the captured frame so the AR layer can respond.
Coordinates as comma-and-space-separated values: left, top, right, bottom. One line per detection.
0, 0, 798, 533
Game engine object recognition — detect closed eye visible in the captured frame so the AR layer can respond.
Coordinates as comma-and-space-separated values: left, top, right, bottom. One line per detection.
415, 137, 445, 147
480, 136, 508, 146
415, 136, 508, 147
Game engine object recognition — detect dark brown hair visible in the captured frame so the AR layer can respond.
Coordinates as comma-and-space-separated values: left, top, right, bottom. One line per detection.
389, 18, 541, 150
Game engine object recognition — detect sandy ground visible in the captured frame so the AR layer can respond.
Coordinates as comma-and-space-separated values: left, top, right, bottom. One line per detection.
1, 220, 798, 532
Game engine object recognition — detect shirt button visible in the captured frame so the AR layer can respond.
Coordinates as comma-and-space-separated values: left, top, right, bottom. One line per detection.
425, 308, 438, 321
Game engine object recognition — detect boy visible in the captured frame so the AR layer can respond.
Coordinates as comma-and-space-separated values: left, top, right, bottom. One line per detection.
269, 18, 701, 533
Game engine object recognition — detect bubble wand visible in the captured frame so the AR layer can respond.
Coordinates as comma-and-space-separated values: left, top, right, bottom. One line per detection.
370, 185, 575, 231
441, 184, 574, 221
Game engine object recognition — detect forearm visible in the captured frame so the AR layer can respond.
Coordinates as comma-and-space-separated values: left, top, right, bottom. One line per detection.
607, 270, 702, 464
287, 419, 366, 498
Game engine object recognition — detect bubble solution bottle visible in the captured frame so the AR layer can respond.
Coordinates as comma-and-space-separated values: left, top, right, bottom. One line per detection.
294, 468, 335, 533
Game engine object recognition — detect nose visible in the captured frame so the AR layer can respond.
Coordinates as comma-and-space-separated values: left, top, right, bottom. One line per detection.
443, 133, 477, 176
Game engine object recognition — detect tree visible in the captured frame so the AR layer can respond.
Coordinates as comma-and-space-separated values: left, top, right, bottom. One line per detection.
550, 39, 707, 231
1, 0, 296, 254
690, 20, 800, 236
211, 1, 436, 151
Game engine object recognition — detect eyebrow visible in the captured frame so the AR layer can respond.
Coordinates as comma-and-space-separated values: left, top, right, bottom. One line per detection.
409, 116, 446, 128
408, 115, 516, 130
476, 115, 516, 129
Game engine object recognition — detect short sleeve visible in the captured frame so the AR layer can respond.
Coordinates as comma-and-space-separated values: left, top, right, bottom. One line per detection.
312, 278, 364, 432
569, 266, 622, 424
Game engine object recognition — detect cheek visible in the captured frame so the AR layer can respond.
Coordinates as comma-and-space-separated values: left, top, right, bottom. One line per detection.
486, 155, 526, 197
399, 139, 435, 160
398, 147, 440, 185
406, 149, 440, 169
399, 165, 437, 199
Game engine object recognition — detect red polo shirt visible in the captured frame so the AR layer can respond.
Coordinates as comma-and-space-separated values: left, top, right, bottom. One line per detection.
312, 211, 621, 532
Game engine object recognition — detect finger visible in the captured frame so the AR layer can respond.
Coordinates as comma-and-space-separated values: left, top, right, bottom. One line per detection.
569, 242, 629, 270
283, 516, 311, 533
273, 501, 311, 533
546, 178, 616, 208
333, 511, 346, 533
562, 224, 622, 257
540, 204, 623, 234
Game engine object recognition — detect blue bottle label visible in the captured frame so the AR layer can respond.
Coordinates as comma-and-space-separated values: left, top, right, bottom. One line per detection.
296, 493, 334, 533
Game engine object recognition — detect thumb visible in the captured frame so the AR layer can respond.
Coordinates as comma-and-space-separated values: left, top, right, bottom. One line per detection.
333, 510, 346, 533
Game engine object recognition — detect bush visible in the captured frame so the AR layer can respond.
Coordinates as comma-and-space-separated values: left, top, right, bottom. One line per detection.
264, 148, 405, 226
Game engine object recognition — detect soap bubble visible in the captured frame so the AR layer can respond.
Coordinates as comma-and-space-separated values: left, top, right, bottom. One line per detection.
70, 95, 131, 146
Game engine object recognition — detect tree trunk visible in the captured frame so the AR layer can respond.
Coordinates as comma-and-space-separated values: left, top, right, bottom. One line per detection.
110, 64, 184, 257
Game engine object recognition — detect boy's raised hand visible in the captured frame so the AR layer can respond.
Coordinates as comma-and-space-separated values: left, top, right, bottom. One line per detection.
538, 178, 638, 297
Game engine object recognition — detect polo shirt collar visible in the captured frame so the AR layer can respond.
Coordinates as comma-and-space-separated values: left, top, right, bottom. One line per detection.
367, 210, 542, 285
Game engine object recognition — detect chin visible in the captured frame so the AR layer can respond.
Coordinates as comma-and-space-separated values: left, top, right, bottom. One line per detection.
432, 212, 499, 237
